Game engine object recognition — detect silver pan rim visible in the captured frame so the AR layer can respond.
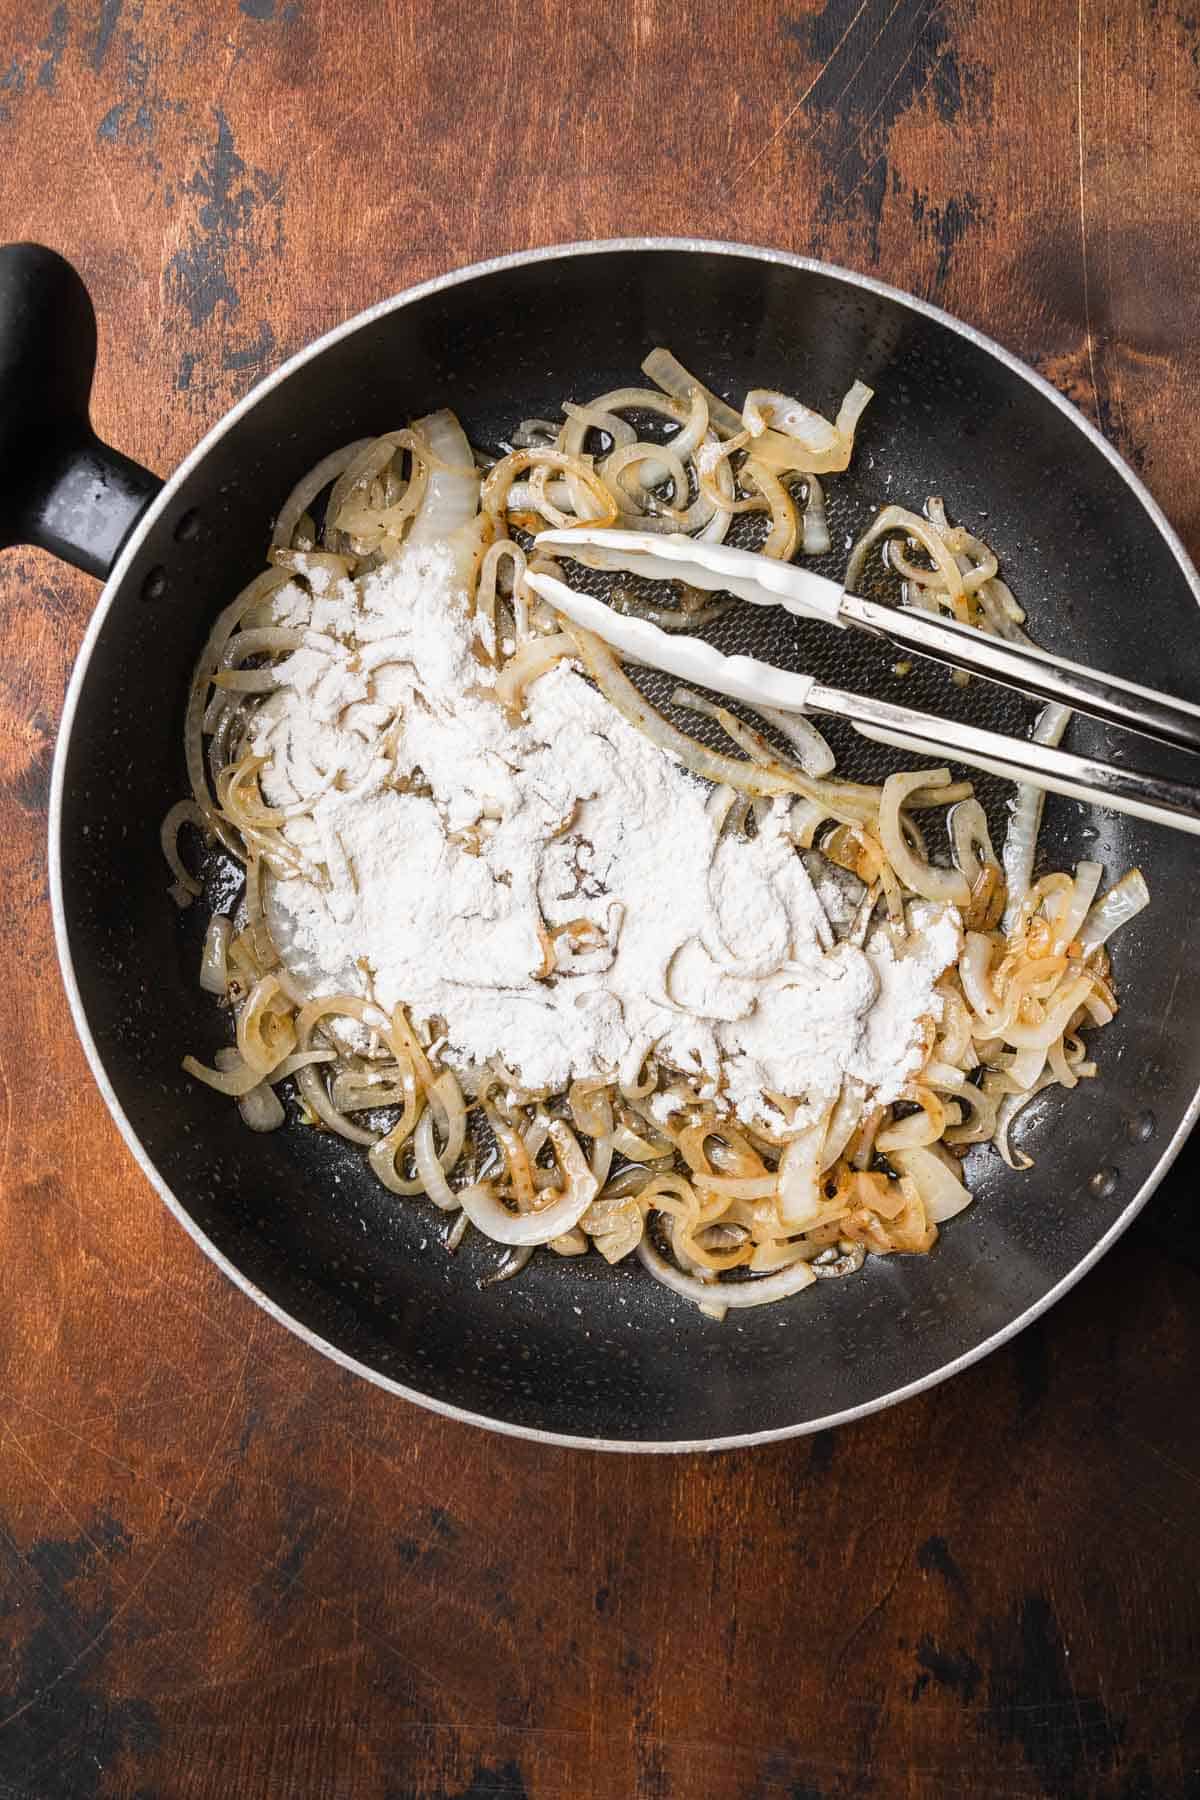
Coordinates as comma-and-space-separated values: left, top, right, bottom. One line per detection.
48, 235, 1200, 1453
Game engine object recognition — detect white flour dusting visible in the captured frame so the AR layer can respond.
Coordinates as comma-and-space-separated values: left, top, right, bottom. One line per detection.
253, 543, 960, 1123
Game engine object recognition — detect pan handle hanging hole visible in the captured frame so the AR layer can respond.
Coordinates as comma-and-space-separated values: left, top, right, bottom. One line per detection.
141, 565, 167, 602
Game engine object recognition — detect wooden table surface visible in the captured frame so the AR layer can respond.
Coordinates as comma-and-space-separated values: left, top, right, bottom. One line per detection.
2, 1, 1200, 1795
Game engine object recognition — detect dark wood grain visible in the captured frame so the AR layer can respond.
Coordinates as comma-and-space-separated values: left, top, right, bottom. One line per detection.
1, 1, 1199, 1795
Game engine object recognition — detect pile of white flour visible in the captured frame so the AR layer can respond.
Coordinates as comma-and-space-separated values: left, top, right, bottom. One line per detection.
252, 544, 960, 1122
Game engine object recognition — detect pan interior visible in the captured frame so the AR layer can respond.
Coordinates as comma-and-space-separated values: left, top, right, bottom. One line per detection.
56, 248, 1200, 1444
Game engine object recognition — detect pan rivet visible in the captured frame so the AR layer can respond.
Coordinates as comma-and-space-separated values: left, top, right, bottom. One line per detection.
174, 508, 200, 543
141, 565, 167, 602
1087, 1166, 1119, 1199
1125, 1110, 1157, 1144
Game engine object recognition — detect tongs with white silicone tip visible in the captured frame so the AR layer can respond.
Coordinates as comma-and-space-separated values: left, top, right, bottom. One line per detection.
535, 528, 1200, 754
526, 528, 1200, 838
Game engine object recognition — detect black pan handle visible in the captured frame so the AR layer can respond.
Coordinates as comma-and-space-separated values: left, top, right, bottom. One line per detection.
0, 243, 162, 579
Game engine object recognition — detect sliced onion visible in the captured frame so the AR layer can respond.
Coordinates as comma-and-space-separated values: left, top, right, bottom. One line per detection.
949, 799, 996, 889
582, 1193, 645, 1264
934, 983, 973, 1065
182, 1047, 333, 1097
375, 1061, 463, 1198
404, 410, 481, 547
511, 418, 560, 449
1050, 860, 1103, 953
888, 1144, 972, 1223
1001, 701, 1072, 930
745, 389, 838, 448
923, 1063, 998, 1145
671, 685, 877, 822
753, 705, 836, 776
906, 778, 975, 810
560, 386, 687, 452
495, 632, 575, 716
161, 799, 206, 904
560, 399, 637, 454
789, 797, 828, 848
367, 1051, 427, 1195
611, 1121, 672, 1164
876, 1089, 946, 1152
1084, 991, 1115, 1027
658, 387, 710, 462
505, 478, 572, 516
1046, 1035, 1079, 1090
597, 454, 721, 534
999, 1044, 1048, 1092
430, 1070, 467, 1169
186, 568, 292, 819
959, 932, 1007, 1034
238, 1081, 286, 1132
529, 460, 594, 528
849, 1105, 884, 1170
604, 440, 689, 512
991, 1072, 1060, 1169
741, 459, 798, 559
570, 1080, 615, 1188
611, 589, 731, 633
1079, 869, 1150, 952
776, 1108, 833, 1228
1001, 974, 1095, 1049
696, 1173, 778, 1200
475, 539, 528, 659
482, 446, 618, 528
413, 1107, 460, 1211
811, 1242, 867, 1280
637, 1233, 816, 1311
326, 430, 423, 545
835, 381, 874, 445
458, 1121, 597, 1245
748, 1237, 821, 1273
741, 381, 872, 475
200, 914, 233, 995
846, 506, 967, 610
272, 440, 372, 549
821, 1080, 866, 1171
294, 995, 389, 1146
214, 1046, 284, 1132
236, 974, 296, 1075
218, 626, 306, 670
599, 1165, 662, 1202
880, 770, 971, 906
640, 347, 744, 439
801, 474, 831, 555
331, 1070, 408, 1110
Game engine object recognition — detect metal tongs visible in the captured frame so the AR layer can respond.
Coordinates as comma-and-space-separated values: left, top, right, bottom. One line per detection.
526, 527, 1200, 838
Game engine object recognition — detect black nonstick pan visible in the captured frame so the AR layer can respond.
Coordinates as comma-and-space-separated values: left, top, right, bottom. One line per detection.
4, 237, 1197, 1451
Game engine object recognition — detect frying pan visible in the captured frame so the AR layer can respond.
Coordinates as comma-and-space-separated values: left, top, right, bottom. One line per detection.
4, 237, 1197, 1452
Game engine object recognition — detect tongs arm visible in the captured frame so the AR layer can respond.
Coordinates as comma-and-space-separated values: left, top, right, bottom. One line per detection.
536, 526, 1200, 759
525, 570, 1200, 840
841, 593, 1200, 756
